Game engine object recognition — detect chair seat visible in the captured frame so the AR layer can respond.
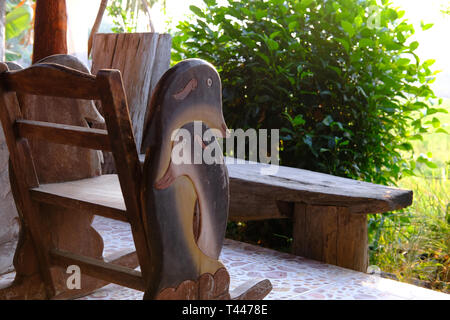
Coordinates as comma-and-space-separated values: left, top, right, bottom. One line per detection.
30, 174, 128, 222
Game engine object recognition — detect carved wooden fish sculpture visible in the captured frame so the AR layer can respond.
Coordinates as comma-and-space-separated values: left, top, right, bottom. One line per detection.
142, 59, 232, 299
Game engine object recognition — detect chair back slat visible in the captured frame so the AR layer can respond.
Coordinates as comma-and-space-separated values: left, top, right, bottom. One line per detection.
0, 63, 100, 100
16, 119, 111, 151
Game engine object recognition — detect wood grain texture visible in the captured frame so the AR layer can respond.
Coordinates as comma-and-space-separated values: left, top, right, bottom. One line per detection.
50, 248, 145, 292
96, 69, 152, 284
225, 157, 413, 218
230, 279, 273, 300
155, 268, 230, 300
292, 204, 338, 265
91, 32, 172, 161
292, 203, 369, 272
0, 63, 99, 100
33, 0, 68, 63
16, 119, 111, 151
336, 208, 368, 272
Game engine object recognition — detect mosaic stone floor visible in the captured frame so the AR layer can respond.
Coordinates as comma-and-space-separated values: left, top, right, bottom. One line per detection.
0, 216, 448, 300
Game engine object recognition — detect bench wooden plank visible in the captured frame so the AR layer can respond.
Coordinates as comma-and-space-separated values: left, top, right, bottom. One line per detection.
225, 157, 413, 218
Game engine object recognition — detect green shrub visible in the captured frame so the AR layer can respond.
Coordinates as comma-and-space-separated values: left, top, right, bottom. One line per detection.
5, 0, 34, 63
173, 0, 447, 185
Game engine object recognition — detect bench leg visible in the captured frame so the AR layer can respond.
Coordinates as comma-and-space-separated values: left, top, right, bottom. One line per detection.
292, 203, 368, 272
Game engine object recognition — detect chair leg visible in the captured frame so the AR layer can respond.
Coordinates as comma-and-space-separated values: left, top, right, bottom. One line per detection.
0, 226, 47, 300
5, 159, 56, 298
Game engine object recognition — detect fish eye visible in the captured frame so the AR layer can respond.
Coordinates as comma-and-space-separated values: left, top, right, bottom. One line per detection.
207, 78, 213, 87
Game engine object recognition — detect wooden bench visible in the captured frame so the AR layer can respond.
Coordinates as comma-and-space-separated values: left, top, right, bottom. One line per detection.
224, 157, 413, 272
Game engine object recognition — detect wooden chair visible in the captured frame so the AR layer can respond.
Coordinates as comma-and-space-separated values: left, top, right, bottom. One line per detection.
0, 60, 272, 300
0, 62, 151, 298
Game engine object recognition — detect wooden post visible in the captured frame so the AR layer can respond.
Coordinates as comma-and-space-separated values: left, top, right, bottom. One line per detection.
292, 203, 369, 272
91, 32, 172, 172
32, 0, 68, 63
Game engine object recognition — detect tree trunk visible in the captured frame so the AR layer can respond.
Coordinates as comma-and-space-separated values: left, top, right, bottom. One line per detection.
33, 0, 68, 63
91, 32, 172, 172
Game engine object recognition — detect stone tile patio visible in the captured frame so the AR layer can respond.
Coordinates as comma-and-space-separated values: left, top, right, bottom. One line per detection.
0, 216, 448, 300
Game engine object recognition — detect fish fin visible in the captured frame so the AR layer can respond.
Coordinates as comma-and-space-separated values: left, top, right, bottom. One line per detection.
154, 162, 176, 189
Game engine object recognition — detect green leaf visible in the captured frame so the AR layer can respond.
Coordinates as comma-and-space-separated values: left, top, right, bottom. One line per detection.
270, 31, 281, 39
397, 58, 410, 66
409, 41, 419, 51
423, 59, 436, 68
5, 48, 21, 61
359, 38, 374, 47
300, 0, 314, 10
335, 37, 349, 52
354, 16, 363, 28
288, 21, 298, 31
420, 21, 434, 31
341, 20, 355, 37
425, 161, 438, 169
398, 142, 413, 151
292, 114, 306, 126
408, 134, 423, 141
266, 38, 279, 51
189, 5, 205, 18
256, 52, 270, 65
431, 117, 440, 128
255, 10, 267, 20
5, 5, 33, 40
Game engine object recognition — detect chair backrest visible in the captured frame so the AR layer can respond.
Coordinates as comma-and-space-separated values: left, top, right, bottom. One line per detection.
0, 62, 144, 253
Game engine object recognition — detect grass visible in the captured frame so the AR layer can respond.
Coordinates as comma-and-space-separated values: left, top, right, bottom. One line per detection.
368, 98, 450, 293
368, 175, 449, 292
